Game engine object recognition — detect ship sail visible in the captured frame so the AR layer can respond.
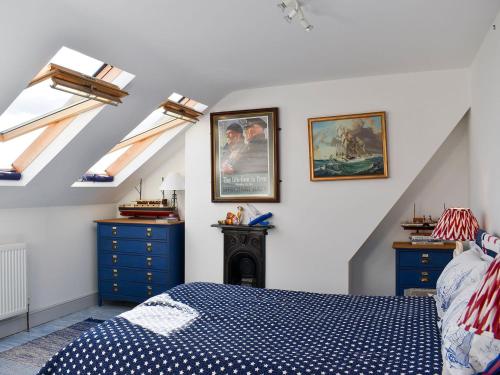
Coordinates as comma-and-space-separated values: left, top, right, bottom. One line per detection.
335, 126, 367, 161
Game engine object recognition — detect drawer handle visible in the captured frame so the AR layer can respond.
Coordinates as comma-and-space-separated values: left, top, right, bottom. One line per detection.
421, 271, 429, 283
146, 257, 152, 267
112, 226, 118, 236
421, 253, 430, 264
146, 228, 152, 237
146, 272, 153, 282
113, 283, 119, 293
146, 243, 152, 252
112, 255, 118, 264
112, 240, 118, 250
147, 285, 153, 296
112, 268, 119, 277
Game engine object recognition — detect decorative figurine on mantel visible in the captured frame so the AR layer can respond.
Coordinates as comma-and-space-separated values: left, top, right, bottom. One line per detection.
218, 206, 245, 225
217, 204, 273, 227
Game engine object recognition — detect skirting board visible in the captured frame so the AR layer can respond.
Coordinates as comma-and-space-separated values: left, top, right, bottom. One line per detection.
0, 293, 98, 339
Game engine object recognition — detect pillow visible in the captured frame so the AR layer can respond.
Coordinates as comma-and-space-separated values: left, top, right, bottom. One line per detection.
475, 229, 500, 259
441, 283, 480, 373
435, 246, 491, 318
441, 255, 500, 374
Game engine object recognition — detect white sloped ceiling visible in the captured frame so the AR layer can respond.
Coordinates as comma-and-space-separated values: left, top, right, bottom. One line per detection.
0, 0, 498, 208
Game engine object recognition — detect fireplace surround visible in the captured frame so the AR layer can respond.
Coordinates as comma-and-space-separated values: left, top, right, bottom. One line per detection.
212, 224, 273, 288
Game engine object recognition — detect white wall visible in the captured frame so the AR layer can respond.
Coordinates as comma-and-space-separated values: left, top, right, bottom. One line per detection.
470, 15, 500, 234
0, 204, 116, 312
185, 69, 470, 294
350, 116, 470, 295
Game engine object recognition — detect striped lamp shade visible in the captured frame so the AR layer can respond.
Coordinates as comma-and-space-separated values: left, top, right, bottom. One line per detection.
432, 208, 479, 241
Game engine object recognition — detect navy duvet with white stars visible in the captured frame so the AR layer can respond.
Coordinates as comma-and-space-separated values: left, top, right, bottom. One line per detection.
38, 282, 442, 375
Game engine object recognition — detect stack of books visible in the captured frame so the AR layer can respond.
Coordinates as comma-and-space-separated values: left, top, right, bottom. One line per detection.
155, 216, 180, 224
409, 233, 443, 245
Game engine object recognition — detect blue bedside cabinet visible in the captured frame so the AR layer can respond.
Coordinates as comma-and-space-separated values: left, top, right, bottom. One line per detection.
393, 241, 455, 296
95, 219, 185, 305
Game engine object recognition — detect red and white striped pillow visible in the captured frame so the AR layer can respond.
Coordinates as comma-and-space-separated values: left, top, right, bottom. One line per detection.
459, 254, 499, 339
455, 234, 499, 375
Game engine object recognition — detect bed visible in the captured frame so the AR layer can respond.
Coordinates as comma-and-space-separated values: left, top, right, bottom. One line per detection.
37, 231, 499, 375
38, 282, 442, 375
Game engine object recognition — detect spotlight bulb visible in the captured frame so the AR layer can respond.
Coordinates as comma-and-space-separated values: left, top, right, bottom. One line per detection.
300, 18, 313, 31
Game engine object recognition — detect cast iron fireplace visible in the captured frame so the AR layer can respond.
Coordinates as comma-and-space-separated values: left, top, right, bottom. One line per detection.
212, 224, 273, 288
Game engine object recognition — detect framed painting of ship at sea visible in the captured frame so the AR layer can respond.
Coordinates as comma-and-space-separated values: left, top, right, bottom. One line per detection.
210, 107, 280, 202
308, 112, 388, 181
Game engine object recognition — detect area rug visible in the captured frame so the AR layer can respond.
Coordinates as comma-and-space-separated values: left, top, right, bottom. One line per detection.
0, 318, 103, 368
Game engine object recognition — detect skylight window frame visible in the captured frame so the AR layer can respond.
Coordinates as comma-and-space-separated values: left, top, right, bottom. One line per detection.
0, 46, 134, 186
89, 117, 188, 178
0, 65, 124, 173
160, 99, 203, 123
30, 63, 128, 106
73, 122, 191, 188
77, 94, 207, 186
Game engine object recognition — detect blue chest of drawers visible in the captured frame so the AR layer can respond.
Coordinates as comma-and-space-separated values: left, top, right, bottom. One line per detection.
96, 219, 185, 305
393, 241, 455, 296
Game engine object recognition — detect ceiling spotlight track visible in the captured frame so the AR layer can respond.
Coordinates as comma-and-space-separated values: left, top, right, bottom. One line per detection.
277, 0, 313, 31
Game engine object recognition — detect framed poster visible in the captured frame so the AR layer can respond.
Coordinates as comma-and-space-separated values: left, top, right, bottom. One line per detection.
308, 111, 388, 181
210, 107, 280, 202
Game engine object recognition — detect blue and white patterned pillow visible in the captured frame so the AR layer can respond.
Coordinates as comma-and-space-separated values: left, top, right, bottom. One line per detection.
441, 259, 500, 374
435, 245, 491, 318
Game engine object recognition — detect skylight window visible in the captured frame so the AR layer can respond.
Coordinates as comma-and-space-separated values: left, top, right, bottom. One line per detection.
49, 46, 104, 76
0, 127, 45, 170
168, 92, 208, 113
88, 146, 132, 175
77, 93, 206, 186
0, 46, 133, 185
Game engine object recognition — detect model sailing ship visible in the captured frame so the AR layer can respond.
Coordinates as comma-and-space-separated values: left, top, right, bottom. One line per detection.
119, 199, 175, 218
400, 204, 443, 243
118, 179, 176, 218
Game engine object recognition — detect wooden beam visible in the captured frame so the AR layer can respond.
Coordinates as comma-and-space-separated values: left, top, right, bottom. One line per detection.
109, 118, 187, 153
12, 118, 73, 172
1, 99, 103, 142
105, 135, 161, 176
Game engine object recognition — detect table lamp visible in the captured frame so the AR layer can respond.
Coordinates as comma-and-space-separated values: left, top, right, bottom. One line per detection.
159, 172, 185, 212
432, 208, 479, 253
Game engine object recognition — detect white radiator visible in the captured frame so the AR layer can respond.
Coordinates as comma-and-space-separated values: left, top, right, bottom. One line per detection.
0, 243, 28, 321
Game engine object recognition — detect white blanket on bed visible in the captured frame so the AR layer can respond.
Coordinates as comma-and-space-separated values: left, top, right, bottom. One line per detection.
120, 294, 199, 336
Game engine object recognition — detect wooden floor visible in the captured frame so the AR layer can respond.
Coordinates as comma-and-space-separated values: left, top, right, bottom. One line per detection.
0, 304, 130, 375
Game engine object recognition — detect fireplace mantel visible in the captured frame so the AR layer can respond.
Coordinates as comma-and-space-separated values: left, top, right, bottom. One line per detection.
211, 224, 274, 233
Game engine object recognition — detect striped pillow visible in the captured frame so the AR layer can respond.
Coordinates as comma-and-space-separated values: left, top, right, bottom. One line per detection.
453, 254, 500, 374
459, 254, 499, 339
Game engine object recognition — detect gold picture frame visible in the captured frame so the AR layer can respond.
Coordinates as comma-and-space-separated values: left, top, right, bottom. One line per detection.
308, 111, 388, 181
